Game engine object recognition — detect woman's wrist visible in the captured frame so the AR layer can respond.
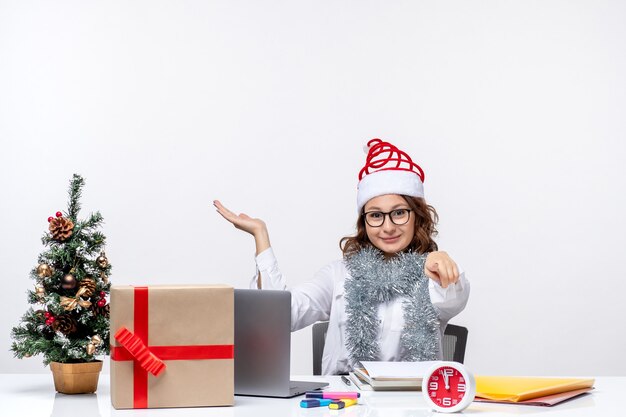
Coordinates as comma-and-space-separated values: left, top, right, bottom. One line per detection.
253, 227, 270, 256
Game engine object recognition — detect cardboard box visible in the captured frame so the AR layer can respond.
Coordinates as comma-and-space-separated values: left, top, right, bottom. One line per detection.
110, 285, 234, 408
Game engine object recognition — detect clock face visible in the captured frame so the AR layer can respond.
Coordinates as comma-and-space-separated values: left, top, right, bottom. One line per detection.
425, 365, 470, 409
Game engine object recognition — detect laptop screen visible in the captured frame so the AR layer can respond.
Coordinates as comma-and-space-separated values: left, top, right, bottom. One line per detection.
234, 289, 292, 396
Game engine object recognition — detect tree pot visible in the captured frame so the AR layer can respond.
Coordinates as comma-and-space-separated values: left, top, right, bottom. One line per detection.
50, 360, 103, 394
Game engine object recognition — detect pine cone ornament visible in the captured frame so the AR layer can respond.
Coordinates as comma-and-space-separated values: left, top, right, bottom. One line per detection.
79, 277, 96, 297
91, 302, 110, 318
52, 314, 77, 335
49, 217, 74, 241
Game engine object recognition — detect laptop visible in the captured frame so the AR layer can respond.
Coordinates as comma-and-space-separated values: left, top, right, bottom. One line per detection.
234, 289, 328, 397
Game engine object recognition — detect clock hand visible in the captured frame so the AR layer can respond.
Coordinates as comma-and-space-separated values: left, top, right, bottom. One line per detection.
440, 370, 450, 390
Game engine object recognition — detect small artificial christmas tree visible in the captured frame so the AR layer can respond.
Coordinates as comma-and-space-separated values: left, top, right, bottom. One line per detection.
11, 174, 111, 365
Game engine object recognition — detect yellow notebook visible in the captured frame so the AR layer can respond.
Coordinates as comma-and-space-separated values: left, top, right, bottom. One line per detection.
475, 376, 595, 402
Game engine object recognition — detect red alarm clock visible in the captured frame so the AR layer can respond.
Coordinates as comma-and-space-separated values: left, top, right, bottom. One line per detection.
422, 361, 475, 413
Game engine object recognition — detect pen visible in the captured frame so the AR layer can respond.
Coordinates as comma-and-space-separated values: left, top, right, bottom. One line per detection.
341, 375, 352, 386
329, 398, 358, 410
305, 391, 360, 400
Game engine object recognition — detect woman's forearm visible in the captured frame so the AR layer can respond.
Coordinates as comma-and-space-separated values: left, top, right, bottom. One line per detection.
254, 227, 270, 256
254, 228, 270, 288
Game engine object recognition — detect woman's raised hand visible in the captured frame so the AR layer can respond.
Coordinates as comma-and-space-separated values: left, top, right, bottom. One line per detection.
213, 200, 266, 235
213, 200, 270, 256
424, 251, 460, 289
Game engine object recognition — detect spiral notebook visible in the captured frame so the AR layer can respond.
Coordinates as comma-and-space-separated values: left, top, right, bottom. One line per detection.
349, 361, 439, 391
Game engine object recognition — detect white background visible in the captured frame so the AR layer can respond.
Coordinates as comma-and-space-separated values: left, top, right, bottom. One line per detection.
1, 1, 625, 376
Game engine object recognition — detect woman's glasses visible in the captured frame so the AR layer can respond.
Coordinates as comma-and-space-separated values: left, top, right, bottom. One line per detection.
363, 209, 412, 227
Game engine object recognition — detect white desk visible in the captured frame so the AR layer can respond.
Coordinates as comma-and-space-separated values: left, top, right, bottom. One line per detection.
0, 374, 621, 417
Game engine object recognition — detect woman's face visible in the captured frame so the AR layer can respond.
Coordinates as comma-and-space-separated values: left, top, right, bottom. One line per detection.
363, 194, 415, 256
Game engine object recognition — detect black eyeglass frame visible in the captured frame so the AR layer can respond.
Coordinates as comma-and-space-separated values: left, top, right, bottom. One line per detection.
362, 209, 413, 227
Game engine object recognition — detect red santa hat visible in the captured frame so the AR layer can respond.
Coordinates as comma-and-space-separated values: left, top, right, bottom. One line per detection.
356, 138, 425, 213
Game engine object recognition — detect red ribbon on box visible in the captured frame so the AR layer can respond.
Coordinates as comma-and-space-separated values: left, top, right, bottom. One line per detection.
111, 286, 234, 408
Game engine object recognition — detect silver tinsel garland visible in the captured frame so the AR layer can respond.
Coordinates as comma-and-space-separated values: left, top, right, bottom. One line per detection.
344, 247, 440, 368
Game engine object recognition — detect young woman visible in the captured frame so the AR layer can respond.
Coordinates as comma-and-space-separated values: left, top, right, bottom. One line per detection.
214, 138, 470, 375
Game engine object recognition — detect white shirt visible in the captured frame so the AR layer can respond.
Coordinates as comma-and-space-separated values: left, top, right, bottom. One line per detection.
250, 247, 470, 375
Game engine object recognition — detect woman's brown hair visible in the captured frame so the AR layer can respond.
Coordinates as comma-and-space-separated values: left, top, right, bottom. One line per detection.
339, 195, 439, 257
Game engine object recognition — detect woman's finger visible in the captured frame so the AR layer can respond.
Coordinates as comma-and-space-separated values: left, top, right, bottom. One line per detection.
425, 267, 442, 286
213, 200, 241, 225
439, 265, 450, 288
214, 200, 235, 216
451, 263, 460, 284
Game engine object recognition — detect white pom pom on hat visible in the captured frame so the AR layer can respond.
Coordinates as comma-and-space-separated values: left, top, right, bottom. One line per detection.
356, 138, 425, 213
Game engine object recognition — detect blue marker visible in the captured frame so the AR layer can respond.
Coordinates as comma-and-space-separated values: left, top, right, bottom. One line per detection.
300, 399, 333, 408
